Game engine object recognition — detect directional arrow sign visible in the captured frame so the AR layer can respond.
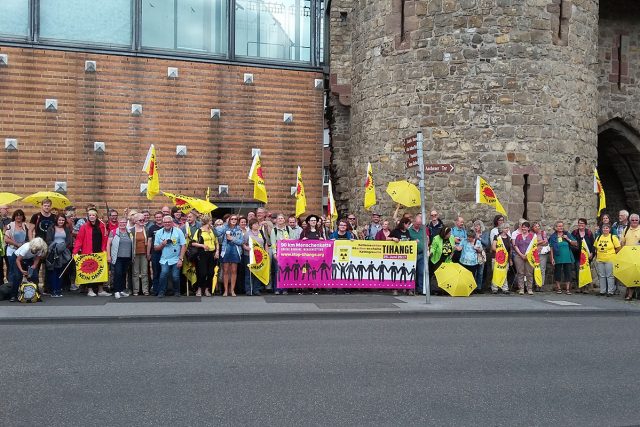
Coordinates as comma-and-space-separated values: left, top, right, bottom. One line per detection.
403, 135, 418, 155
424, 163, 455, 174
406, 157, 419, 169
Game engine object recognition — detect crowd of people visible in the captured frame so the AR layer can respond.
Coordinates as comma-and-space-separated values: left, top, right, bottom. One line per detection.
0, 199, 639, 301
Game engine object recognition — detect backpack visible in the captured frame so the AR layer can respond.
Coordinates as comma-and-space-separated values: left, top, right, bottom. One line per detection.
18, 281, 41, 303
185, 229, 203, 262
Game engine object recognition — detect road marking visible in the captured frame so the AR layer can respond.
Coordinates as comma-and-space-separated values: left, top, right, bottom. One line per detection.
545, 300, 582, 306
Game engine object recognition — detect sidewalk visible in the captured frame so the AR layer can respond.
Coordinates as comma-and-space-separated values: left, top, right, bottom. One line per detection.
1, 291, 640, 322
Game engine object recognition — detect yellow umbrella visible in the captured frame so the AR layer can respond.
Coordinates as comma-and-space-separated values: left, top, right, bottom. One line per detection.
23, 191, 71, 210
435, 263, 477, 297
212, 265, 220, 294
613, 246, 640, 288
163, 192, 218, 214
385, 180, 421, 207
0, 192, 22, 206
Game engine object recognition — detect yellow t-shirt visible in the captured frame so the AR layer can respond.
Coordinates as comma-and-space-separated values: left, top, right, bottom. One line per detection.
199, 229, 217, 252
595, 234, 620, 262
621, 227, 640, 247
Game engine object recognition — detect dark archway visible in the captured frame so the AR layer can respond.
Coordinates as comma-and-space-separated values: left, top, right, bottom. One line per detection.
597, 119, 640, 215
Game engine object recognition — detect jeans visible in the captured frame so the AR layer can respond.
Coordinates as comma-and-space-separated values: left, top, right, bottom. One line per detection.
596, 260, 615, 294
158, 262, 180, 296
151, 251, 161, 293
113, 257, 131, 293
46, 268, 63, 295
415, 253, 424, 294
243, 254, 261, 295
474, 263, 485, 290
271, 256, 280, 293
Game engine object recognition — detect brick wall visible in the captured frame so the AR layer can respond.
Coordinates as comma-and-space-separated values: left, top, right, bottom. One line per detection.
0, 46, 324, 216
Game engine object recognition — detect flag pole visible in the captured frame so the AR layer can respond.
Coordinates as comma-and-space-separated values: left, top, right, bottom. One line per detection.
417, 131, 431, 304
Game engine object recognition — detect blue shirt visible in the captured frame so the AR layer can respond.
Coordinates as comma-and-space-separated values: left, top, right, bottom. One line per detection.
154, 227, 185, 265
451, 226, 467, 244
459, 239, 482, 266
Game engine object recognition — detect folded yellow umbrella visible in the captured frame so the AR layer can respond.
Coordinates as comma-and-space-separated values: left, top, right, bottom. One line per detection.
435, 263, 477, 297
386, 180, 421, 207
0, 192, 22, 206
613, 246, 640, 288
23, 191, 71, 210
163, 192, 218, 214
212, 265, 220, 294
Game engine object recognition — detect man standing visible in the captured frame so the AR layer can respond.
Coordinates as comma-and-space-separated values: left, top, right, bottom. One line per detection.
106, 209, 119, 236
612, 210, 630, 241
0, 205, 10, 283
29, 198, 57, 292
346, 214, 365, 240
147, 211, 165, 295
451, 216, 467, 262
427, 210, 444, 244
153, 216, 186, 298
288, 215, 303, 240
364, 213, 382, 240
408, 213, 428, 295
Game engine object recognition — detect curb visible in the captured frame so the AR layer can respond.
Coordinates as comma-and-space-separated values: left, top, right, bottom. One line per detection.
1, 308, 639, 324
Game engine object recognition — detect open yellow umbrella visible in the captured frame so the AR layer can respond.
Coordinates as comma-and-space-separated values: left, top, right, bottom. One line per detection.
163, 192, 218, 214
435, 263, 477, 297
386, 180, 421, 207
23, 191, 71, 210
0, 192, 22, 206
613, 246, 640, 288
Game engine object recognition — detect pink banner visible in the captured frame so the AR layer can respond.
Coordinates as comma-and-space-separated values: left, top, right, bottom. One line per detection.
276, 240, 417, 289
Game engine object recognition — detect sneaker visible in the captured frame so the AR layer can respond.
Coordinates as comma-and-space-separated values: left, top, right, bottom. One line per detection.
158, 293, 165, 298
114, 292, 121, 299
408, 290, 415, 296
70, 284, 79, 291
527, 290, 534, 295
120, 291, 130, 298
205, 290, 211, 297
143, 291, 150, 296
97, 291, 112, 297
196, 289, 202, 297
392, 290, 399, 296
87, 290, 97, 297
282, 291, 288, 295
518, 290, 525, 295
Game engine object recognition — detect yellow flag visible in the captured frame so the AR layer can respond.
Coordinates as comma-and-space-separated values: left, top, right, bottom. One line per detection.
248, 236, 270, 285
594, 168, 606, 217
578, 239, 593, 288
476, 176, 507, 216
492, 236, 509, 287
205, 186, 210, 202
74, 252, 109, 285
327, 179, 338, 224
182, 259, 197, 287
364, 162, 376, 210
248, 154, 268, 204
142, 145, 160, 200
526, 235, 543, 287
295, 166, 307, 218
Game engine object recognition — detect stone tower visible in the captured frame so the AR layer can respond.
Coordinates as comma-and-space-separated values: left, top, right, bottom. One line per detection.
328, 0, 600, 226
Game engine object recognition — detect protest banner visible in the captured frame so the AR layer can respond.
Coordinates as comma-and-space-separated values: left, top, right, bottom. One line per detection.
74, 252, 109, 285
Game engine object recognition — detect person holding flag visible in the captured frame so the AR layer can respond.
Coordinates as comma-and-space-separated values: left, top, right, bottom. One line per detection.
73, 208, 110, 297
571, 218, 595, 293
295, 166, 307, 218
491, 223, 512, 294
142, 144, 160, 200
248, 154, 268, 203
243, 218, 269, 296
364, 162, 376, 210
525, 233, 543, 292
512, 221, 535, 295
327, 179, 338, 228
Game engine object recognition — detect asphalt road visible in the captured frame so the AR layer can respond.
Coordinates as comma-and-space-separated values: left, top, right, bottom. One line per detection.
1, 316, 639, 426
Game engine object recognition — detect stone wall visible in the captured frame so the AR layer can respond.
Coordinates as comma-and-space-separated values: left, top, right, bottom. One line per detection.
330, 0, 600, 229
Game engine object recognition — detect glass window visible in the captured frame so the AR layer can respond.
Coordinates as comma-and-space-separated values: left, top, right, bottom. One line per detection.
142, 0, 228, 55
0, 0, 29, 38
39, 0, 132, 46
235, 0, 311, 62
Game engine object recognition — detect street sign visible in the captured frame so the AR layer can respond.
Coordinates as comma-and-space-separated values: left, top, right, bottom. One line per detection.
403, 135, 417, 154
424, 163, 455, 174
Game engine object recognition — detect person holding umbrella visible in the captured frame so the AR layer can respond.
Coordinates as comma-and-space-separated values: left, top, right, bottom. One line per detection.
620, 213, 639, 301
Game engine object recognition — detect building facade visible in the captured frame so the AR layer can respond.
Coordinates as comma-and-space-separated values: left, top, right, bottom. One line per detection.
0, 0, 326, 216
328, 0, 640, 226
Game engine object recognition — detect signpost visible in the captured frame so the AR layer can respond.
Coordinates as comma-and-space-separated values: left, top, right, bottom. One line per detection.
416, 132, 430, 304
425, 163, 455, 173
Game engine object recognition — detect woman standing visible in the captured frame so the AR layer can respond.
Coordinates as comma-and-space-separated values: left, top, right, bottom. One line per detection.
45, 215, 73, 297
106, 218, 133, 299
374, 220, 392, 241
571, 218, 595, 294
4, 209, 29, 300
429, 226, 455, 295
73, 208, 109, 297
512, 221, 535, 295
191, 215, 219, 297
473, 220, 490, 291
300, 215, 325, 240
549, 221, 578, 295
491, 223, 512, 294
215, 215, 244, 297
458, 229, 484, 293
243, 218, 267, 296
595, 213, 612, 239
593, 223, 621, 297
531, 222, 549, 292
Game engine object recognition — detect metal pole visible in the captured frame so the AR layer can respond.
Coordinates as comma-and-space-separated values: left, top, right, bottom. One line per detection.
416, 131, 431, 304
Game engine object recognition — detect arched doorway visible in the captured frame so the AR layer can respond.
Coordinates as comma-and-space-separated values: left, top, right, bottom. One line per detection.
597, 119, 640, 216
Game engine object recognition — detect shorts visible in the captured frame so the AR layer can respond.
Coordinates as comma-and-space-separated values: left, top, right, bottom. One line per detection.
554, 263, 572, 282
